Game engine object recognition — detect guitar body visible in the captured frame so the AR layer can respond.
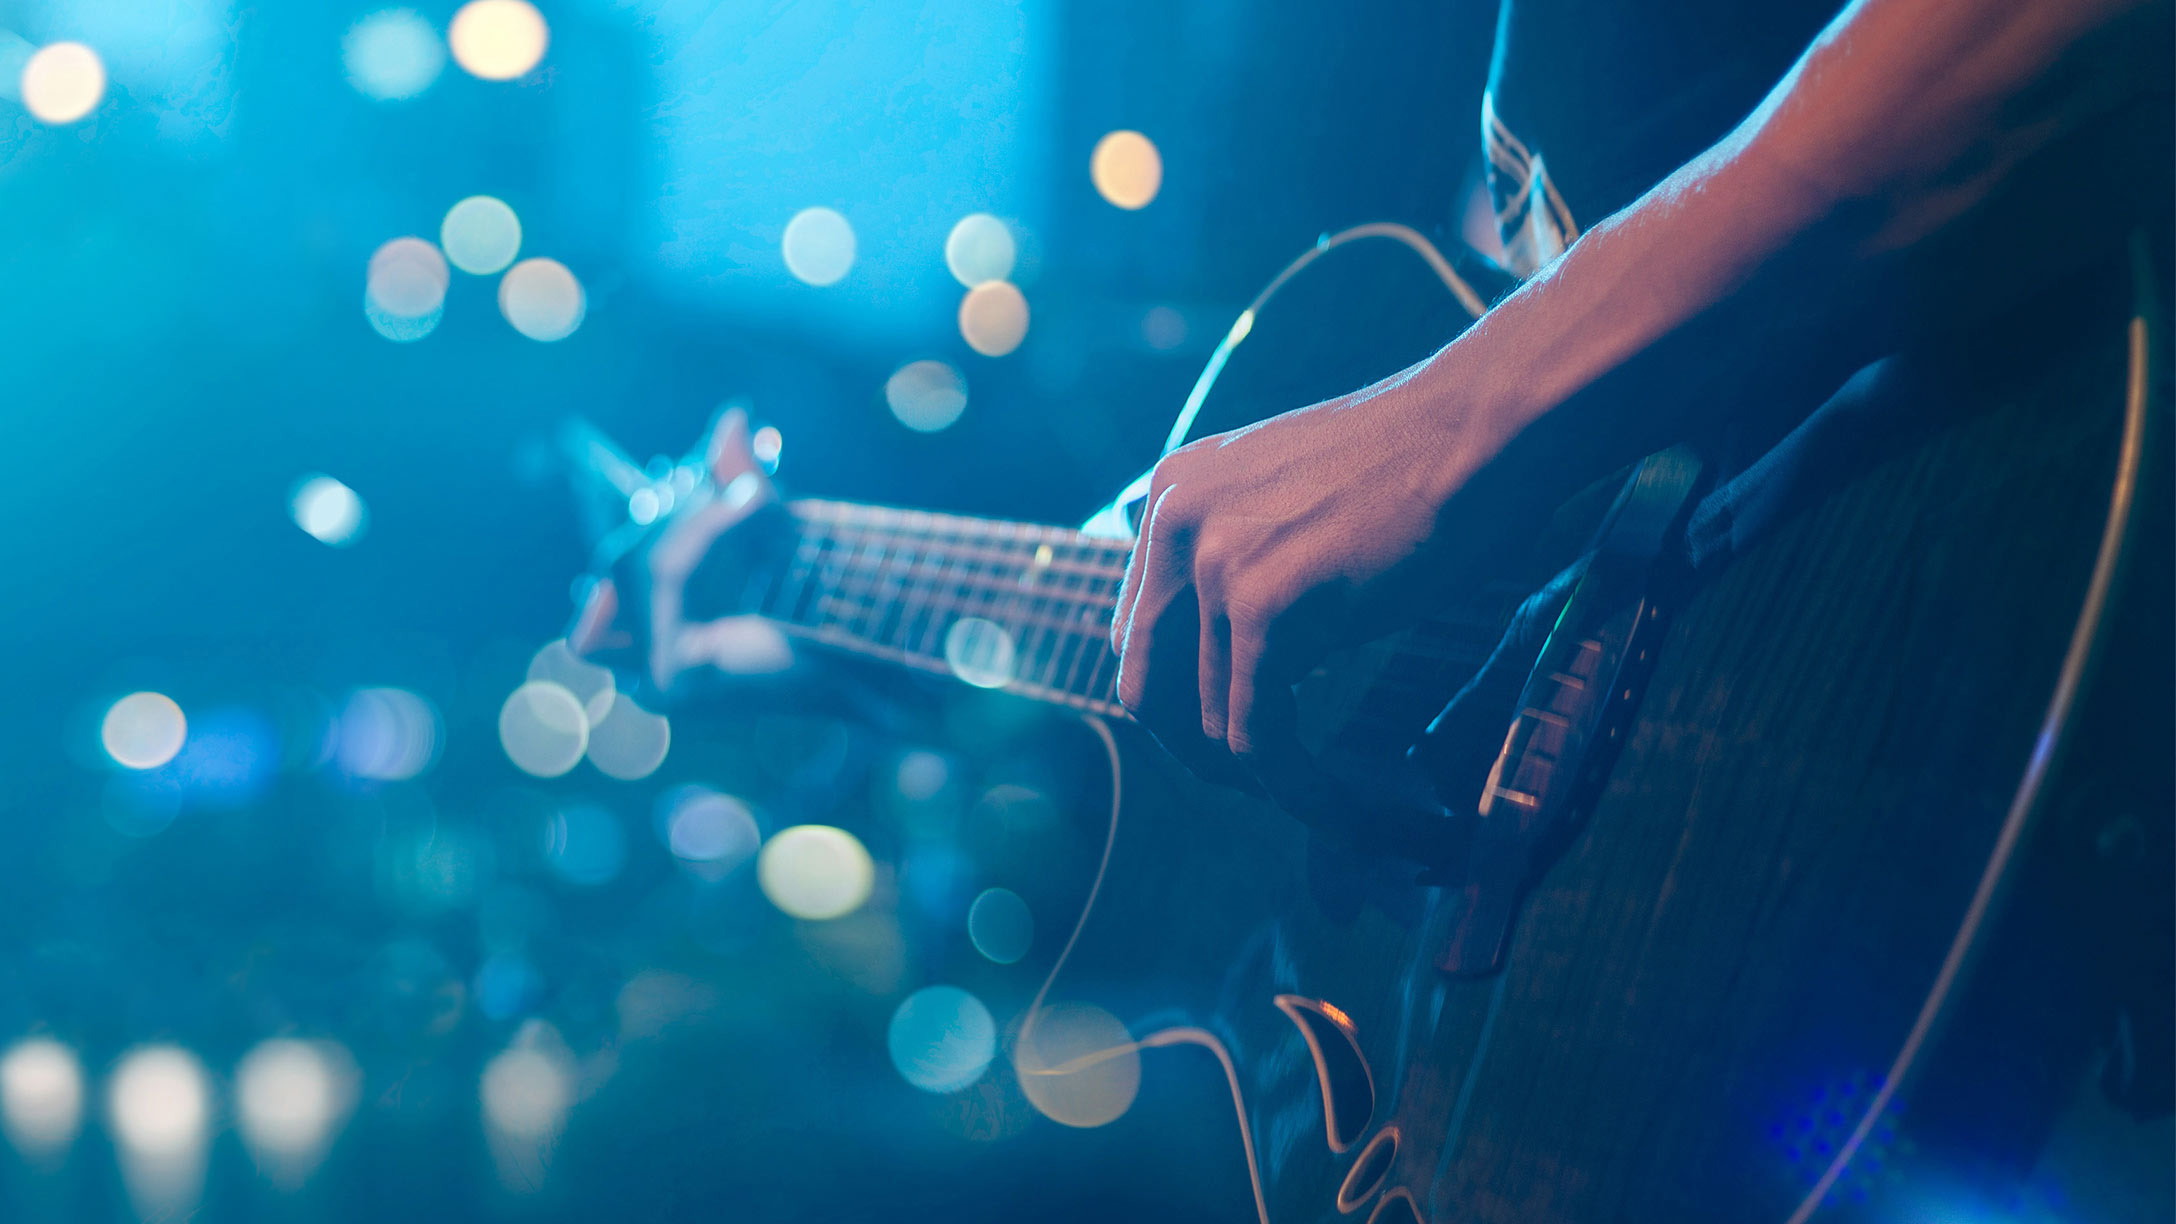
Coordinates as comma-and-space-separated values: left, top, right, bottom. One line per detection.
1028, 234, 2170, 1223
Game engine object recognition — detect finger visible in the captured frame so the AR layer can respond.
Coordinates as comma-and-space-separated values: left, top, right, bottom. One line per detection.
568, 578, 624, 656
1112, 484, 1182, 703
1227, 624, 1336, 814
1111, 482, 1172, 655
705, 406, 761, 485
1198, 604, 1231, 744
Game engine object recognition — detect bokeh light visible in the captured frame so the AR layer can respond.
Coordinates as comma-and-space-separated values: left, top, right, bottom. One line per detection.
944, 214, 1017, 287
782, 207, 855, 286
333, 687, 440, 781
0, 1038, 83, 1162
758, 825, 874, 920
499, 681, 588, 778
1142, 305, 1188, 350
480, 1043, 571, 1141
944, 617, 1017, 688
234, 1040, 356, 1189
751, 425, 784, 470
108, 1046, 213, 1218
448, 0, 548, 81
290, 474, 367, 547
498, 257, 585, 342
110, 1049, 211, 1148
366, 237, 449, 342
440, 195, 523, 275
958, 281, 1029, 357
884, 359, 968, 432
660, 787, 761, 870
474, 953, 542, 1020
1015, 1003, 1140, 1128
343, 10, 444, 101
102, 691, 187, 770
585, 693, 670, 781
544, 804, 625, 887
1091, 130, 1163, 209
888, 986, 997, 1094
21, 42, 104, 125
967, 887, 1033, 964
526, 638, 614, 724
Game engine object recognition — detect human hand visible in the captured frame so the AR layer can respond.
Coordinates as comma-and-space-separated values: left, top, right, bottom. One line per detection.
568, 407, 791, 701
1110, 371, 1514, 806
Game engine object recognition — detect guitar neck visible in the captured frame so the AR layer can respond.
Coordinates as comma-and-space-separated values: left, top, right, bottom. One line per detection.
749, 498, 1133, 717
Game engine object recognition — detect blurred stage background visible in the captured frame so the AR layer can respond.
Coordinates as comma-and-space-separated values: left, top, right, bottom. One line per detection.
0, 0, 1506, 1220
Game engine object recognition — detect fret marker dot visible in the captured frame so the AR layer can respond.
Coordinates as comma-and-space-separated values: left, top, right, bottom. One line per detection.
944, 618, 1016, 689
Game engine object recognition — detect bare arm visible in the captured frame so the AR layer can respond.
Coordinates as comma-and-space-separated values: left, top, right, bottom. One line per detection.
1112, 0, 2168, 793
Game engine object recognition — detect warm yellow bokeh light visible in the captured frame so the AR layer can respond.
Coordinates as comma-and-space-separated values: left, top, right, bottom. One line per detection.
449, 0, 549, 81
22, 42, 105, 125
498, 257, 585, 342
757, 825, 875, 921
958, 281, 1029, 357
1090, 130, 1162, 210
1014, 1003, 1141, 1128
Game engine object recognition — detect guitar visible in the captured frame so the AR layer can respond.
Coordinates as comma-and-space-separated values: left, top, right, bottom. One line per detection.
563, 225, 2169, 1223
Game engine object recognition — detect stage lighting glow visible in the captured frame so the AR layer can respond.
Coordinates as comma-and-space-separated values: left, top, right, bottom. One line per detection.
945, 214, 1017, 287
365, 237, 449, 345
1, 1038, 84, 1161
234, 1040, 355, 1188
498, 257, 585, 342
526, 638, 613, 724
480, 1046, 570, 1141
110, 1045, 213, 1221
499, 682, 588, 778
102, 692, 187, 770
1142, 305, 1188, 350
751, 424, 783, 469
758, 825, 874, 920
21, 42, 104, 125
888, 986, 997, 1094
343, 10, 444, 101
968, 887, 1033, 964
1015, 1003, 1140, 1128
474, 954, 541, 1020
290, 475, 367, 547
895, 750, 950, 801
545, 804, 624, 887
958, 282, 1029, 357
1091, 130, 1163, 210
333, 687, 440, 781
441, 195, 522, 275
663, 789, 760, 868
782, 207, 855, 287
449, 0, 548, 81
944, 617, 1017, 688
366, 299, 441, 343
584, 693, 670, 781
108, 1045, 210, 1160
885, 360, 968, 432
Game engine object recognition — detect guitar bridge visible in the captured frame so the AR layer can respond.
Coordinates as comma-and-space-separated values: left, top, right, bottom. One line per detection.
1420, 447, 1703, 977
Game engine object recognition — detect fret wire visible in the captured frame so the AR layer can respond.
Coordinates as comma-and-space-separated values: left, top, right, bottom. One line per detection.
790, 508, 1132, 581
815, 577, 1111, 644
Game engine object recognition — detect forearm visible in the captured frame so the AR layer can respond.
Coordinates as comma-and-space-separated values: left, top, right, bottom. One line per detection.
1414, 0, 2162, 504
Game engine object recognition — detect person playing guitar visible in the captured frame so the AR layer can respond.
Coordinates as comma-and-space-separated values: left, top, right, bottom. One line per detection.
563, 0, 2171, 1218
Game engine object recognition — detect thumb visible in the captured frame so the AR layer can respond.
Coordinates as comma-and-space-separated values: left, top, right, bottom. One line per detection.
705, 405, 764, 486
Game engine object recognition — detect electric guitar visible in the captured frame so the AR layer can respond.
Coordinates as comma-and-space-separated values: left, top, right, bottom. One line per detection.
562, 226, 2170, 1223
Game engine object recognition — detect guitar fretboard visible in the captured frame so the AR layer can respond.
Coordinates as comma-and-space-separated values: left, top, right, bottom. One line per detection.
751, 499, 1133, 717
